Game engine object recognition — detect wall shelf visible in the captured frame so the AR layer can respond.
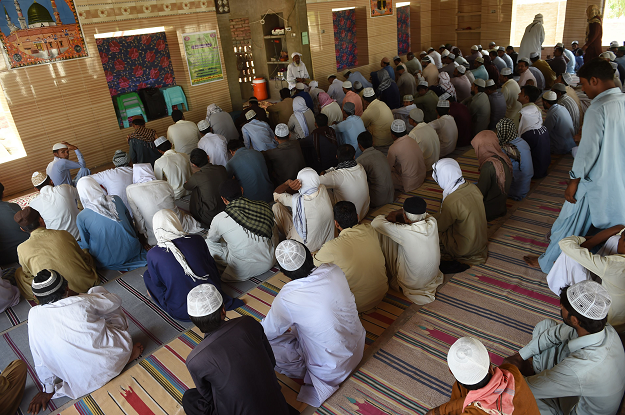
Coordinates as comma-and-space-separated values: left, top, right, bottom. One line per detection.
457, 12, 482, 16
268, 61, 289, 64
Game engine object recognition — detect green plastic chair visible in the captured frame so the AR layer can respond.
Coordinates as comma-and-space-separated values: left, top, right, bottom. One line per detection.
162, 86, 188, 115
116, 92, 148, 128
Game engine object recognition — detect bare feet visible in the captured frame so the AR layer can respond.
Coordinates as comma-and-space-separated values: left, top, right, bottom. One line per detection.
128, 343, 144, 364
523, 255, 540, 268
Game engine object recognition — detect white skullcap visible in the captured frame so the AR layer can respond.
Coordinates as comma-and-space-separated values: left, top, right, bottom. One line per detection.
245, 109, 257, 120
409, 108, 424, 122
420, 50, 427, 55
343, 81, 352, 89
154, 136, 168, 147
440, 92, 451, 100
562, 72, 572, 85
556, 42, 563, 48
529, 52, 539, 59
518, 57, 531, 64
439, 44, 446, 48
498, 46, 505, 51
610, 41, 619, 48
552, 83, 567, 93
447, 337, 490, 385
473, 78, 485, 88
571, 40, 579, 44
309, 80, 319, 88
327, 74, 337, 79
456, 65, 466, 74
31, 171, 48, 187
478, 44, 483, 49
363, 87, 376, 98
295, 82, 306, 90
421, 56, 431, 63
427, 47, 434, 51
437, 99, 450, 108
542, 90, 557, 101
448, 53, 455, 60
471, 45, 478, 51
419, 80, 429, 87
342, 70, 352, 77
403, 94, 414, 101
500, 67, 512, 76
291, 52, 302, 58
393, 55, 401, 60
485, 79, 495, 87
275, 123, 289, 138
475, 56, 484, 63
276, 240, 306, 271
441, 50, 450, 57
567, 280, 612, 320
391, 119, 406, 133
600, 51, 617, 61
197, 119, 209, 131
52, 143, 68, 151
489, 41, 496, 46
187, 284, 223, 317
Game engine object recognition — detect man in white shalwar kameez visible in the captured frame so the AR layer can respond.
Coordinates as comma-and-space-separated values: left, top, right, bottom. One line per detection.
371, 196, 444, 305
27, 270, 142, 413
546, 225, 625, 332
261, 240, 365, 407
286, 52, 310, 90
126, 164, 202, 246
518, 14, 545, 60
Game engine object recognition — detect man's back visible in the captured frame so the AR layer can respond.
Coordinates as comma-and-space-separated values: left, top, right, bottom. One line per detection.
468, 92, 490, 135
533, 59, 556, 86
90, 167, 133, 212
184, 164, 228, 227
357, 147, 394, 208
226, 148, 273, 203
128, 138, 161, 167
0, 201, 29, 265
409, 123, 440, 170
126, 180, 176, 245
414, 90, 439, 123
361, 99, 394, 147
528, 67, 545, 89
263, 140, 306, 186
197, 133, 228, 167
267, 98, 294, 127
242, 120, 277, 152
167, 120, 200, 155
186, 317, 291, 415
320, 164, 370, 220
29, 185, 80, 239
154, 150, 192, 199
488, 91, 507, 130
428, 115, 458, 157
545, 104, 576, 155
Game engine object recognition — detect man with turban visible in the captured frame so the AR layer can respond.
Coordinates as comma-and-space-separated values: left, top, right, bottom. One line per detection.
518, 14, 545, 60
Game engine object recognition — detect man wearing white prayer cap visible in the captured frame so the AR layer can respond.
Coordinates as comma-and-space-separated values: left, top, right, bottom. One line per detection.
391, 94, 417, 133
530, 51, 556, 88
261, 239, 365, 407
262, 123, 306, 186
286, 52, 309, 89
518, 13, 544, 61
427, 337, 539, 415
463, 78, 490, 136
387, 119, 426, 192
183, 284, 296, 415
47, 142, 91, 187
408, 108, 439, 171
428, 98, 458, 157
542, 89, 576, 155
504, 280, 625, 415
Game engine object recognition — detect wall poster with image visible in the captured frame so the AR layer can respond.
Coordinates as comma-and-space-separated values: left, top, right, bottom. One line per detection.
183, 30, 224, 86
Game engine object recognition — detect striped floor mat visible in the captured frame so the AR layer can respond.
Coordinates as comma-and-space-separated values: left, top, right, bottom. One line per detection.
314, 156, 573, 414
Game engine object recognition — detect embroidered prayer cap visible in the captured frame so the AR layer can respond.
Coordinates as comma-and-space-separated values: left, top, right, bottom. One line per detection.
473, 78, 486, 88
552, 83, 567, 93
441, 50, 450, 57
291, 52, 302, 58
32, 269, 67, 298
393, 55, 401, 61
187, 284, 223, 317
343, 102, 356, 115
542, 90, 557, 101
567, 280, 612, 320
610, 41, 619, 48
456, 65, 466, 74
197, 119, 210, 131
276, 239, 307, 271
52, 142, 68, 151
245, 109, 257, 120
154, 136, 168, 147
363, 87, 376, 98
471, 45, 478, 51
485, 79, 495, 87
309, 80, 319, 88
500, 67, 512, 76
112, 150, 130, 167
403, 95, 414, 102
437, 99, 450, 108
31, 171, 48, 187
556, 42, 563, 48
409, 108, 424, 122
529, 52, 539, 59
403, 196, 426, 214
353, 81, 363, 90
600, 51, 616, 60
342, 70, 351, 77
391, 119, 406, 133
327, 74, 337, 80
14, 206, 40, 228
419, 80, 429, 87
275, 123, 289, 138
447, 337, 490, 385
518, 57, 531, 65
295, 82, 306, 90
475, 56, 484, 63
342, 81, 352, 89
571, 40, 579, 45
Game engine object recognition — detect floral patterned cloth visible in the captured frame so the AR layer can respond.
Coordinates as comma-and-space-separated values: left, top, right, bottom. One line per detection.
397, 7, 411, 55
97, 32, 176, 97
333, 9, 358, 71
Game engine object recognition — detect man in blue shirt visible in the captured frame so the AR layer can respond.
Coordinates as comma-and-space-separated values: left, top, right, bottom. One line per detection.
46, 142, 90, 186
497, 46, 514, 70
542, 90, 576, 155
241, 110, 276, 152
333, 102, 366, 158
226, 139, 273, 203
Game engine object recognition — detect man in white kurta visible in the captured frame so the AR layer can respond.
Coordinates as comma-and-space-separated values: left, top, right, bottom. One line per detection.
197, 119, 229, 168
286, 52, 310, 90
518, 14, 545, 60
371, 197, 444, 305
90, 150, 133, 212
154, 144, 193, 200
29, 172, 80, 240
262, 240, 365, 407
408, 108, 440, 171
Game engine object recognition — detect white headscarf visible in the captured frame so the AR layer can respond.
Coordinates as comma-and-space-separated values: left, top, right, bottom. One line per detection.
133, 163, 156, 184
292, 97, 310, 137
153, 209, 209, 282
77, 176, 119, 222
292, 168, 320, 243
432, 158, 466, 204
206, 103, 222, 117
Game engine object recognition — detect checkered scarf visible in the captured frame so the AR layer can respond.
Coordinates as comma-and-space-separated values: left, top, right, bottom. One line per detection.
224, 197, 274, 240
128, 126, 158, 142
496, 118, 521, 165
336, 160, 358, 170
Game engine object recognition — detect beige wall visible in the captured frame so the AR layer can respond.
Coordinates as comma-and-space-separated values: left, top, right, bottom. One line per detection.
0, 0, 231, 197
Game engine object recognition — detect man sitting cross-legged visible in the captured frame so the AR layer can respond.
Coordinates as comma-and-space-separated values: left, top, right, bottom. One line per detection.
313, 201, 388, 313
27, 269, 143, 413
261, 240, 366, 407
503, 281, 625, 415
426, 337, 540, 415
182, 284, 297, 415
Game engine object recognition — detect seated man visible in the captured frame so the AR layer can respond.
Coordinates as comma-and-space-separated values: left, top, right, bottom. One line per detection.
262, 240, 366, 407
542, 90, 576, 155
46, 142, 90, 187
166, 109, 200, 155
414, 81, 439, 123
206, 179, 277, 282
154, 136, 193, 199
206, 103, 239, 143
341, 81, 363, 116
546, 225, 625, 332
334, 102, 366, 158
267, 88, 294, 127
197, 119, 228, 168
356, 132, 394, 209
391, 95, 417, 133
428, 100, 458, 157
183, 285, 295, 415
313, 201, 388, 312
462, 79, 490, 136
27, 269, 143, 411
241, 110, 277, 151
184, 148, 228, 228
551, 83, 580, 135
262, 123, 306, 187
237, 96, 270, 128
0, 359, 27, 415
127, 117, 161, 167
496, 118, 534, 201
517, 58, 537, 87
518, 85, 550, 179
13, 207, 99, 301
319, 145, 370, 221
90, 150, 133, 212
371, 197, 444, 305
503, 281, 625, 415
226, 139, 274, 203
408, 108, 440, 171
387, 119, 426, 193
0, 181, 28, 265
126, 164, 202, 246
432, 159, 488, 269
427, 337, 540, 415
360, 88, 395, 152
29, 171, 80, 240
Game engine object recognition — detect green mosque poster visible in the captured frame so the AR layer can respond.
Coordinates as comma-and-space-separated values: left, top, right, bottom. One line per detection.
0, 0, 88, 69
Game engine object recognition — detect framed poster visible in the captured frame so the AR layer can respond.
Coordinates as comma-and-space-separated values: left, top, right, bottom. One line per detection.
182, 30, 224, 86
371, 0, 393, 17
0, 0, 88, 69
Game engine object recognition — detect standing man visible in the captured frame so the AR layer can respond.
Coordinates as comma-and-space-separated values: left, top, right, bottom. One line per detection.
518, 13, 545, 60
167, 109, 200, 155
286, 52, 309, 90
47, 142, 90, 187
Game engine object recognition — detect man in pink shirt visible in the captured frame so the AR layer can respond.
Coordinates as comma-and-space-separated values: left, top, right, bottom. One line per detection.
341, 81, 363, 116
387, 119, 426, 192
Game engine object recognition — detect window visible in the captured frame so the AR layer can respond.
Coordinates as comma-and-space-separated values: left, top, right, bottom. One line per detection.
0, 96, 26, 163
603, 0, 625, 46
333, 8, 358, 70
397, 5, 411, 55
510, 0, 567, 46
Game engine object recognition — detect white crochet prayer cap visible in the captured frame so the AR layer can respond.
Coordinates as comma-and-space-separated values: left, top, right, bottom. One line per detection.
275, 123, 289, 138
363, 87, 376, 98
610, 40, 619, 48
542, 90, 557, 101
437, 99, 450, 108
327, 73, 336, 79
52, 143, 68, 151
154, 136, 168, 147
409, 108, 424, 122
187, 284, 223, 317
567, 280, 611, 320
245, 109, 257, 120
31, 171, 47, 187
500, 67, 512, 76
448, 53, 455, 60
529, 52, 539, 59
439, 44, 446, 48
562, 72, 572, 85
295, 82, 306, 90
447, 337, 490, 385
477, 44, 483, 49
343, 81, 352, 89
419, 80, 429, 87
309, 80, 319, 88
276, 240, 307, 271
571, 40, 579, 44
475, 56, 484, 63
498, 46, 505, 51
291, 52, 302, 58
441, 50, 450, 57
391, 119, 406, 133
393, 55, 401, 60
518, 57, 531, 64
471, 45, 478, 51
403, 95, 414, 101
197, 119, 209, 131
473, 78, 486, 88
456, 65, 466, 74
485, 79, 495, 87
